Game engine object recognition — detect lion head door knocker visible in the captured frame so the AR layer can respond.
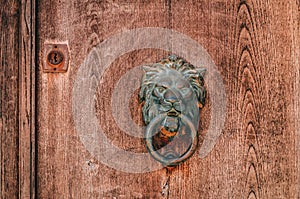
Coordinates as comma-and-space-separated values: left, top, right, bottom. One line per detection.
139, 55, 206, 167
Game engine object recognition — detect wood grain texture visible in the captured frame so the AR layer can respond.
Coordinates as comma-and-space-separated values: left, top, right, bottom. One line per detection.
36, 0, 299, 198
0, 0, 20, 198
19, 0, 37, 198
1, 0, 36, 198
169, 0, 299, 198
37, 1, 170, 198
292, 0, 300, 197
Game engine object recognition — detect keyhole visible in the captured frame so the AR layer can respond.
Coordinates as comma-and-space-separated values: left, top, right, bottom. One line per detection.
54, 53, 58, 63
47, 50, 63, 66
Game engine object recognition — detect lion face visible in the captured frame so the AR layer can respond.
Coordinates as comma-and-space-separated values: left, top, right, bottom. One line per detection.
139, 55, 206, 134
146, 69, 199, 132
139, 55, 206, 164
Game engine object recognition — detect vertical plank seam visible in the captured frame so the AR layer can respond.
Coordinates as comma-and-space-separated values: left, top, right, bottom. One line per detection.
19, 0, 25, 197
33, 0, 38, 197
17, 1, 21, 197
292, 0, 300, 197
32, 0, 37, 197
167, 1, 171, 198
167, 0, 172, 53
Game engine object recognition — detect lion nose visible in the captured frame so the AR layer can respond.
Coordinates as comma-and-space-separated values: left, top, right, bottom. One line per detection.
164, 90, 179, 103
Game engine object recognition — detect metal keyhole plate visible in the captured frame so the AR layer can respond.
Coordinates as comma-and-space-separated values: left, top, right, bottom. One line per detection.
43, 43, 69, 73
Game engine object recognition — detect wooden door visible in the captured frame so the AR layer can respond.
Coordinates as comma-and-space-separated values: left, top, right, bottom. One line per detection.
1, 0, 299, 198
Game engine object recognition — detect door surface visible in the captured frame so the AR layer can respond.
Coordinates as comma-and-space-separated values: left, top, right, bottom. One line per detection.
1, 0, 299, 198
36, 1, 299, 198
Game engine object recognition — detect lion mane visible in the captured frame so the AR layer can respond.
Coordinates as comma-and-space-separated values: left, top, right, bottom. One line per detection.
139, 55, 206, 125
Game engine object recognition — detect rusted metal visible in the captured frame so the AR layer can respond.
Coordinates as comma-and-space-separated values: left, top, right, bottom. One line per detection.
43, 43, 69, 73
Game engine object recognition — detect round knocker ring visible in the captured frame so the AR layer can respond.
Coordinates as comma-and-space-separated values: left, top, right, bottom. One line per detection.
145, 114, 198, 166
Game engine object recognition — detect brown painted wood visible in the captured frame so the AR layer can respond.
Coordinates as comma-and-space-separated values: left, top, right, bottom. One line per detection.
35, 0, 299, 199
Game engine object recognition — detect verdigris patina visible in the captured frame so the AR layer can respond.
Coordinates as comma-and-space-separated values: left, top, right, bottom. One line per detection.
139, 54, 206, 166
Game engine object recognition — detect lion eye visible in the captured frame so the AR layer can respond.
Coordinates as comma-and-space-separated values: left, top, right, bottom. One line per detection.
157, 86, 165, 93
153, 86, 166, 97
181, 87, 188, 92
181, 87, 191, 95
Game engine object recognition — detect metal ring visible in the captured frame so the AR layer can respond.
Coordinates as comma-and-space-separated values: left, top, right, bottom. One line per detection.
145, 114, 198, 166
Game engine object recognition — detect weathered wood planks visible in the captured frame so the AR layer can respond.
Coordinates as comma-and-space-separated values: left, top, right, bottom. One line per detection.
36, 0, 300, 198
19, 0, 37, 198
0, 0, 298, 198
37, 1, 170, 198
0, 0, 20, 197
1, 0, 36, 198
